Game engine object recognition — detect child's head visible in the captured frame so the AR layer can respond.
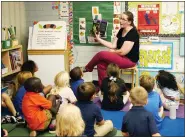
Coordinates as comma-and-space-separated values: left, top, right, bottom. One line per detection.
107, 63, 120, 78
107, 63, 121, 102
139, 75, 155, 93
24, 77, 43, 93
70, 67, 83, 81
21, 60, 38, 75
14, 71, 33, 97
77, 82, 96, 101
54, 71, 70, 87
56, 104, 85, 136
130, 87, 148, 106
156, 70, 178, 91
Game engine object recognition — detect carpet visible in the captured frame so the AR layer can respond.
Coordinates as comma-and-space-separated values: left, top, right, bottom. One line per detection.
101, 109, 184, 136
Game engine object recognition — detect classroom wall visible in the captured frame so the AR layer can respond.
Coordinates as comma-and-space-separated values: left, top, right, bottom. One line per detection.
2, 2, 27, 60
24, 2, 184, 85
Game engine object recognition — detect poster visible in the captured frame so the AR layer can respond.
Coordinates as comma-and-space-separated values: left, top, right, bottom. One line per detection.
138, 4, 159, 35
31, 21, 67, 50
139, 42, 173, 69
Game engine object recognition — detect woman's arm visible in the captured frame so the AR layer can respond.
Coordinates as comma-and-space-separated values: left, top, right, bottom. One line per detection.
95, 33, 117, 49
110, 41, 134, 56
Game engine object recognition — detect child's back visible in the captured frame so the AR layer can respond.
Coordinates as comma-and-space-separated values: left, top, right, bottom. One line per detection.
144, 91, 163, 129
140, 75, 163, 129
122, 87, 160, 137
70, 67, 84, 97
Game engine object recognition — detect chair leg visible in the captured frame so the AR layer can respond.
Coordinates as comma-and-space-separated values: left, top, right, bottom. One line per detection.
131, 70, 134, 89
135, 69, 138, 87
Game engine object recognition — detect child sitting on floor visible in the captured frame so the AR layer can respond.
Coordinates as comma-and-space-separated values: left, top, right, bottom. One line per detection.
76, 82, 117, 137
121, 87, 161, 137
21, 60, 52, 95
13, 71, 33, 118
140, 75, 164, 129
70, 67, 84, 97
56, 104, 85, 136
50, 71, 77, 110
22, 77, 62, 136
101, 63, 130, 111
155, 70, 181, 110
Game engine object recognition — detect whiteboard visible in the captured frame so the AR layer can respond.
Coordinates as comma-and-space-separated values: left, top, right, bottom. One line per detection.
28, 54, 65, 85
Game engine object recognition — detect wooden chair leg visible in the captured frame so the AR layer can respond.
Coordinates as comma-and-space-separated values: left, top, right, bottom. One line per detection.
131, 70, 134, 89
135, 69, 138, 87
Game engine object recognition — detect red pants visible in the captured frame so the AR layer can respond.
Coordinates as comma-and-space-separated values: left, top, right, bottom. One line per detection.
85, 51, 136, 87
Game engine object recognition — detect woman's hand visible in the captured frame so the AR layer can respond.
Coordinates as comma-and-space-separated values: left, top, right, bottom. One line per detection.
109, 49, 116, 52
95, 32, 101, 41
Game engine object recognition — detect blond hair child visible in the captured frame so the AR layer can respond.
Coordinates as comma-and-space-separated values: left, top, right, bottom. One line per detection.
13, 71, 33, 118
56, 104, 85, 136
50, 71, 77, 109
140, 75, 164, 129
122, 87, 161, 137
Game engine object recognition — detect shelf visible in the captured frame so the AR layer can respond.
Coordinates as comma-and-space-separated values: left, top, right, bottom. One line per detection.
2, 45, 22, 52
2, 69, 20, 78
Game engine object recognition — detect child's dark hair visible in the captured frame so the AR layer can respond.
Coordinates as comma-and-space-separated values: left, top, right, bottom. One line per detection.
21, 60, 37, 75
70, 67, 82, 81
24, 77, 43, 93
77, 82, 96, 101
156, 70, 178, 91
107, 63, 120, 102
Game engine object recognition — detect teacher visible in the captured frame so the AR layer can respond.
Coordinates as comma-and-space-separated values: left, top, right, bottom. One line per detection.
83, 11, 140, 87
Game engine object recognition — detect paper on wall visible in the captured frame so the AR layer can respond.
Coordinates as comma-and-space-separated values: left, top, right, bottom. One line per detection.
60, 2, 69, 17
28, 26, 33, 49
113, 18, 120, 31
114, 2, 121, 14
162, 2, 177, 15
179, 2, 184, 13
181, 14, 184, 33
79, 18, 86, 43
92, 6, 99, 20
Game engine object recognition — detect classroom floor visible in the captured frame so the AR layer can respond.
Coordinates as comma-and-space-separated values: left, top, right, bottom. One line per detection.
2, 97, 184, 136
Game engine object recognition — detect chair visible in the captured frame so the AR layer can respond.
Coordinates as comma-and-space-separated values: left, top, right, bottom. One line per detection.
120, 66, 138, 89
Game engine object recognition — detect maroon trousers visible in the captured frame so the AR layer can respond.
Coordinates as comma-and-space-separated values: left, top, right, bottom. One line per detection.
85, 51, 136, 87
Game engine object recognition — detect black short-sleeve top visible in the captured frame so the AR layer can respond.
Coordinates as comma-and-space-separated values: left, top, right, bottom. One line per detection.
116, 28, 140, 63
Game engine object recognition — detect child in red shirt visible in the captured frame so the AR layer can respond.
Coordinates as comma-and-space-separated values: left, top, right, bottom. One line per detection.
22, 77, 62, 136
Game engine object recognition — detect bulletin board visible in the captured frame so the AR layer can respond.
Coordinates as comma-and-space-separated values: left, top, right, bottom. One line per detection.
125, 2, 184, 37
73, 2, 113, 45
138, 42, 173, 70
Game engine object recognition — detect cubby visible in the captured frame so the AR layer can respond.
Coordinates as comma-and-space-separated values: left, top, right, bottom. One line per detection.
1, 45, 23, 77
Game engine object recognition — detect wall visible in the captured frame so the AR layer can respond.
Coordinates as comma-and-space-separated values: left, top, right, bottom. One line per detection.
2, 2, 27, 60
24, 2, 184, 85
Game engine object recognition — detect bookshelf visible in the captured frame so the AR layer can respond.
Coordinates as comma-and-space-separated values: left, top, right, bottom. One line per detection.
2, 45, 23, 78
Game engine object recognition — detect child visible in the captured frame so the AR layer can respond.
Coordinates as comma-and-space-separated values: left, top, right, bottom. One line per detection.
13, 71, 33, 117
76, 82, 116, 137
140, 75, 164, 129
21, 60, 52, 95
155, 70, 181, 110
1, 92, 24, 124
50, 71, 77, 111
22, 77, 62, 136
101, 63, 130, 110
121, 87, 161, 137
70, 67, 84, 97
56, 104, 85, 136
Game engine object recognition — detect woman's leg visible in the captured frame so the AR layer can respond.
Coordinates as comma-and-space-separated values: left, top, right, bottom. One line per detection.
85, 51, 136, 87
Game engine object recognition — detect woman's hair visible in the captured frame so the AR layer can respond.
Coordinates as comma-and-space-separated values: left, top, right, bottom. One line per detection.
123, 11, 135, 28
51, 71, 70, 95
130, 86, 148, 106
21, 60, 37, 75
70, 67, 83, 81
56, 104, 85, 136
156, 70, 178, 91
77, 82, 96, 101
13, 71, 33, 98
139, 75, 155, 93
24, 77, 43, 93
107, 63, 120, 102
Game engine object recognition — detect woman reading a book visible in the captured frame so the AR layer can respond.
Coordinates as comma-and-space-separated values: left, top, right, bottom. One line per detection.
82, 11, 139, 87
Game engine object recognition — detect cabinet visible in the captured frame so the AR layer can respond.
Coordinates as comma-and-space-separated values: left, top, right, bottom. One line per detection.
2, 45, 23, 77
